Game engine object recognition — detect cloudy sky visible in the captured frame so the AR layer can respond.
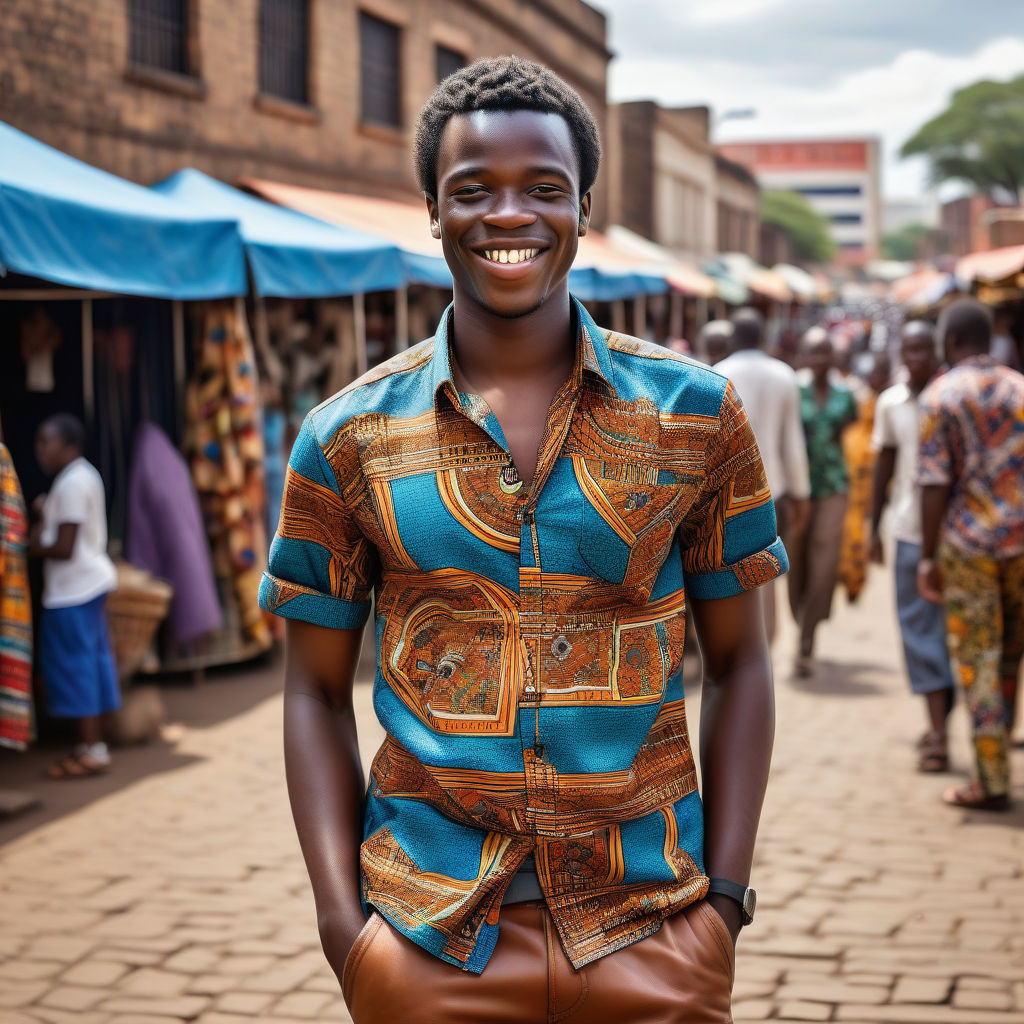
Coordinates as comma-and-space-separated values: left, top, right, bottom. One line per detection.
593, 0, 1024, 202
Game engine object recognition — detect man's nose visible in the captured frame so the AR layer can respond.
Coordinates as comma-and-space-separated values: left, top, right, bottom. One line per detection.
482, 191, 537, 229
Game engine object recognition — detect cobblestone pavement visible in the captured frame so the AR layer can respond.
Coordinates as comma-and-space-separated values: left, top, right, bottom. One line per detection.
1, 567, 1022, 1024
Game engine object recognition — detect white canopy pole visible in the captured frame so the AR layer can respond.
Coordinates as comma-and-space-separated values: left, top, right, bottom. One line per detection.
395, 285, 409, 352
353, 292, 368, 375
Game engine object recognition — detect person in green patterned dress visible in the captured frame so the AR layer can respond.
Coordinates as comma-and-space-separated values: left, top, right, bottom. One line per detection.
787, 328, 858, 676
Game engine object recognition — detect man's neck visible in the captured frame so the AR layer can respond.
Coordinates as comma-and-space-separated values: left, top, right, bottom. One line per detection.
449, 287, 575, 392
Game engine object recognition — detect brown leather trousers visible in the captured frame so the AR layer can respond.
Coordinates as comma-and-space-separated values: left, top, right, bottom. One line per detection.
342, 900, 735, 1024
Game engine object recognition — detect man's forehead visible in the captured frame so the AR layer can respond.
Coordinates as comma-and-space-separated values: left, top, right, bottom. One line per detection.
438, 109, 577, 173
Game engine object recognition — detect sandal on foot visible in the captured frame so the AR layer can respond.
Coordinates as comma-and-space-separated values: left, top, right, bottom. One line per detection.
46, 753, 108, 780
941, 783, 1009, 811
917, 733, 948, 773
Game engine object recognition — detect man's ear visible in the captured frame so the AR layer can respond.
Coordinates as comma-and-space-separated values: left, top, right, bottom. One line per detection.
578, 192, 591, 237
425, 194, 441, 239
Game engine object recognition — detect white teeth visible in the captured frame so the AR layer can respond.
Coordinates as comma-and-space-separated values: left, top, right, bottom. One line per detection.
481, 248, 539, 263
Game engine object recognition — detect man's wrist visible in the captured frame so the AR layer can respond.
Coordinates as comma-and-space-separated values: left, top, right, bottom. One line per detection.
705, 891, 743, 942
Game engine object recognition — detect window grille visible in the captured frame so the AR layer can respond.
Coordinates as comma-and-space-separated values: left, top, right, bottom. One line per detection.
359, 11, 401, 127
435, 45, 465, 83
259, 0, 309, 103
128, 0, 189, 74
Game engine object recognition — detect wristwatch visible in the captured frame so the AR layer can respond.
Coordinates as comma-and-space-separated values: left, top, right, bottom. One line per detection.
707, 878, 757, 926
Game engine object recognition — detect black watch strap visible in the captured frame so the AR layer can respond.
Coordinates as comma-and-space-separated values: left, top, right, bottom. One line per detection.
707, 877, 755, 925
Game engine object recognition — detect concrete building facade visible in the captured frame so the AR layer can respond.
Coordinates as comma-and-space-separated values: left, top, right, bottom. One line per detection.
606, 102, 760, 264
716, 137, 881, 267
0, 0, 612, 225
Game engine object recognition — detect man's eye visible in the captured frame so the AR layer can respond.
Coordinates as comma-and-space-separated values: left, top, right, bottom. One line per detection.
532, 185, 564, 196
453, 186, 487, 198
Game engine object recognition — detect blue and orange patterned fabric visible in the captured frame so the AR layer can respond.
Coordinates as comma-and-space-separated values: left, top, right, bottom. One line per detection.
259, 299, 786, 973
919, 355, 1024, 559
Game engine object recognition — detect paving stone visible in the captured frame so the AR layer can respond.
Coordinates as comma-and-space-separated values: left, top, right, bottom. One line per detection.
271, 991, 334, 1017
97, 995, 212, 1017
0, 959, 64, 980
37, 985, 109, 1010
891, 976, 951, 1003
0, 980, 50, 1007
732, 1000, 774, 1022
214, 991, 276, 1014
59, 959, 131, 987
951, 985, 1013, 1011
776, 1000, 833, 1021
116, 967, 191, 997
163, 946, 221, 973
776, 981, 889, 1005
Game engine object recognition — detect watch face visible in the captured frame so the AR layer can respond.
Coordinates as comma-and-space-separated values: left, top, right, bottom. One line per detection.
742, 888, 757, 924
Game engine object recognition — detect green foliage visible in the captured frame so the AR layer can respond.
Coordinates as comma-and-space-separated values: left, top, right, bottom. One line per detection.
881, 221, 932, 261
760, 190, 836, 264
901, 75, 1024, 199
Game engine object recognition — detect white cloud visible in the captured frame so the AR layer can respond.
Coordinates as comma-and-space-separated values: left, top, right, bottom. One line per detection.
689, 0, 789, 25
607, 35, 1024, 199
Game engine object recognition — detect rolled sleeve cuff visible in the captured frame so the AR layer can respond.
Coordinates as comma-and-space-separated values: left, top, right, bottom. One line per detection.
684, 536, 788, 600
918, 471, 953, 487
258, 572, 371, 629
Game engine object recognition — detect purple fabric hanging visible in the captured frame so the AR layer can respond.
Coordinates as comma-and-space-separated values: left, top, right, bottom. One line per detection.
127, 423, 223, 645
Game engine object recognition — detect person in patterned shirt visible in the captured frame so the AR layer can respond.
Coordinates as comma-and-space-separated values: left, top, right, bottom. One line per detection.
918, 298, 1024, 811
261, 57, 785, 1023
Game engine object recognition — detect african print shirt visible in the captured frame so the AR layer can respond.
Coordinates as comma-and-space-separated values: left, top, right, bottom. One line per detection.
919, 355, 1024, 558
799, 384, 858, 499
259, 299, 786, 973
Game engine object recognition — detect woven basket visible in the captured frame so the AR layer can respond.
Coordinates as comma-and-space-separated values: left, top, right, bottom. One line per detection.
105, 564, 174, 680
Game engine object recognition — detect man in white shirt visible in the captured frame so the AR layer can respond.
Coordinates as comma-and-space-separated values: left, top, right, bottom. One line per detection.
718, 308, 810, 641
30, 414, 120, 777
869, 322, 954, 773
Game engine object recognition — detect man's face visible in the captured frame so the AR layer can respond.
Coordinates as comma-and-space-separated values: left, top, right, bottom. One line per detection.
427, 109, 590, 320
35, 424, 65, 475
900, 332, 936, 388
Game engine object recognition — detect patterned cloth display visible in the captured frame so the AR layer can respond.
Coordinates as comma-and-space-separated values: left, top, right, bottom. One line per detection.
838, 393, 877, 602
800, 384, 858, 500
0, 443, 33, 750
260, 300, 786, 974
918, 356, 1024, 559
186, 303, 270, 650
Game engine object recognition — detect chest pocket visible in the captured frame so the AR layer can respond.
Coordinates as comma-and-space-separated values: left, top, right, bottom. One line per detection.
574, 455, 685, 600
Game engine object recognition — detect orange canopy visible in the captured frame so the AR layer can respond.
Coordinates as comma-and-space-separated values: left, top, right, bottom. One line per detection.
955, 244, 1024, 284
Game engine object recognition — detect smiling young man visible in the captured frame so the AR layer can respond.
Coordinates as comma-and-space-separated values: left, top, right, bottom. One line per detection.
260, 57, 785, 1023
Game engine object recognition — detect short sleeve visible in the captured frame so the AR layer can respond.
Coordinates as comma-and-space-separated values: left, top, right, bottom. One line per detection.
917, 392, 954, 487
872, 394, 896, 450
258, 415, 378, 629
50, 473, 88, 525
679, 382, 789, 600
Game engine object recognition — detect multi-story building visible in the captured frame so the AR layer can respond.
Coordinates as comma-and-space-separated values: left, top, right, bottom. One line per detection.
605, 102, 760, 264
0, 0, 612, 225
716, 137, 882, 267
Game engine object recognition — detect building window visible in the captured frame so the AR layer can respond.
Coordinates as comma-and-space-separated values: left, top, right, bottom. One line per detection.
795, 186, 863, 197
359, 11, 401, 128
128, 0, 189, 74
829, 213, 863, 224
436, 44, 466, 83
259, 0, 309, 104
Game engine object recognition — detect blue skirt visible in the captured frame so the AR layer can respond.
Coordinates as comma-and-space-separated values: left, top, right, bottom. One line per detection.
40, 594, 121, 719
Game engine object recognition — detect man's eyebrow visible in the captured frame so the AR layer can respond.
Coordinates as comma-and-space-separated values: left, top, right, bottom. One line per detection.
445, 165, 574, 185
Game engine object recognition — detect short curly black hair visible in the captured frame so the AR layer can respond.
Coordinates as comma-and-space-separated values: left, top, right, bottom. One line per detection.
414, 55, 601, 201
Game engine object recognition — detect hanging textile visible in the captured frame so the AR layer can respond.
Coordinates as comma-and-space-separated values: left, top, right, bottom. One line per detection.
0, 443, 33, 750
185, 303, 271, 651
127, 423, 224, 646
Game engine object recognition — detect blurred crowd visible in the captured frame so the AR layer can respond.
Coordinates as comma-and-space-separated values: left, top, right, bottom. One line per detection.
694, 299, 1024, 811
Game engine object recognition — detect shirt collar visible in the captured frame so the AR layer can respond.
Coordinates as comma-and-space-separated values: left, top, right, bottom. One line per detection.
431, 296, 617, 406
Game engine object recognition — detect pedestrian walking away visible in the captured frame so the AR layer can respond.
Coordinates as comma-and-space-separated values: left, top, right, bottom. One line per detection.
787, 327, 857, 677
717, 308, 810, 645
260, 56, 786, 1024
917, 299, 1024, 811
869, 321, 954, 773
28, 414, 120, 778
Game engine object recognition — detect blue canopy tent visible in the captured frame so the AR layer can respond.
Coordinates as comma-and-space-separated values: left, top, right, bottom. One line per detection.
0, 122, 245, 299
152, 169, 406, 299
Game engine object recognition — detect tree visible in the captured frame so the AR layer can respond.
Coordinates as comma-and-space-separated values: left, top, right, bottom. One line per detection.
901, 75, 1024, 201
881, 221, 932, 262
760, 190, 836, 264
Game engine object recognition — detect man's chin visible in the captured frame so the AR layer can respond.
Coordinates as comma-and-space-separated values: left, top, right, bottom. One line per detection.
472, 285, 558, 321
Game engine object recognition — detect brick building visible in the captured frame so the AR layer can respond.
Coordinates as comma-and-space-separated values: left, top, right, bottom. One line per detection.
605, 102, 760, 264
0, 0, 612, 226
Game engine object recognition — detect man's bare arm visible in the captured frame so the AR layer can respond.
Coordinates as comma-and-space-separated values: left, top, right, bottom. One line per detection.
283, 619, 367, 978
918, 483, 952, 602
869, 447, 897, 563
29, 521, 77, 560
690, 588, 774, 942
